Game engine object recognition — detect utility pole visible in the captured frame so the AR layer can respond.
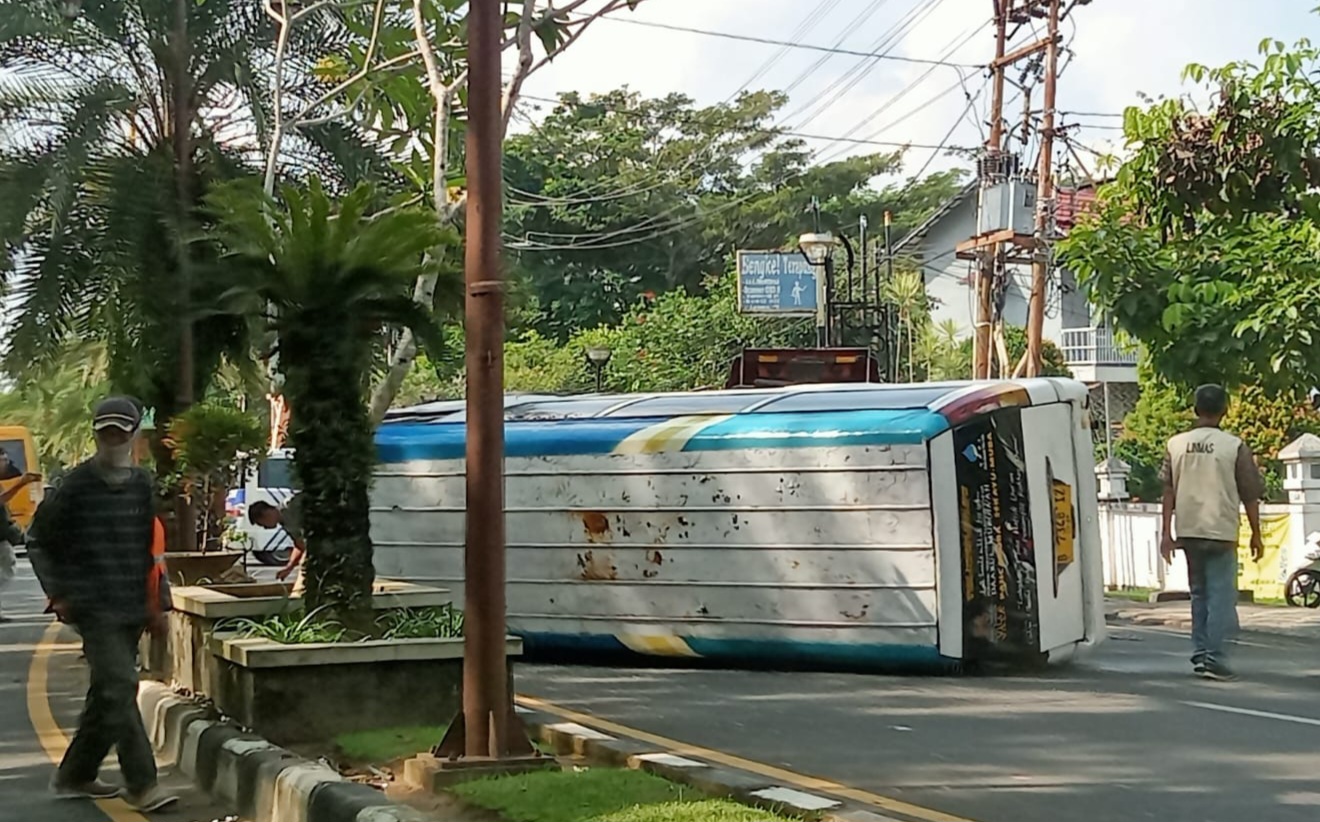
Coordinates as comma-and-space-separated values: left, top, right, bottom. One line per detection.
173, 0, 197, 552
971, 2, 1011, 380
453, 0, 511, 760
959, 0, 1077, 380
1024, 0, 1061, 377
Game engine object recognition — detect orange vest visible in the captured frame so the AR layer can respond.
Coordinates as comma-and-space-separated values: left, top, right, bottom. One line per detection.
147, 517, 167, 615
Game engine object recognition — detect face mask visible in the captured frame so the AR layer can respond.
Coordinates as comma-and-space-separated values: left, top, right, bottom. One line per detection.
97, 438, 135, 468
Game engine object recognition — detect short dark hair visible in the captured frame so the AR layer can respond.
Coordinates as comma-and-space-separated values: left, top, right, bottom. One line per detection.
1194, 384, 1229, 417
248, 500, 278, 524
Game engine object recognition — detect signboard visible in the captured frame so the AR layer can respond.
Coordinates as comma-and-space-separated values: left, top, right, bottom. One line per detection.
736, 251, 817, 316
954, 408, 1041, 661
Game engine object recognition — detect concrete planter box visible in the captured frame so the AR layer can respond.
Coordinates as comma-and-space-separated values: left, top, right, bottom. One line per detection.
140, 578, 453, 695
206, 633, 522, 745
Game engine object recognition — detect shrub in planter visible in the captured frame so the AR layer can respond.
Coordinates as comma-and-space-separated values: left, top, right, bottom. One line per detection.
206, 178, 460, 631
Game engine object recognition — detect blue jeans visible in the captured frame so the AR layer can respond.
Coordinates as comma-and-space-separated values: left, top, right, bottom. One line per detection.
1185, 543, 1239, 666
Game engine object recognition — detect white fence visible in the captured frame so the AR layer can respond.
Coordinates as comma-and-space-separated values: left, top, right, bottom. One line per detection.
1100, 503, 1166, 590
1098, 501, 1295, 593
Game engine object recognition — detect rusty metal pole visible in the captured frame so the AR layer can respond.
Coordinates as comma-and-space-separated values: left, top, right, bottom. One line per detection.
1025, 0, 1060, 378
973, 1, 1011, 380
463, 0, 508, 760
173, 0, 198, 551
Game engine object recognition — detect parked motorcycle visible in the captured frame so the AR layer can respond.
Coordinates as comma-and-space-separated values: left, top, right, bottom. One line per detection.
1284, 531, 1320, 608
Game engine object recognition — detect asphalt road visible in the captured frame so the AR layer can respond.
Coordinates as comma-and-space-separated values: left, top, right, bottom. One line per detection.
0, 560, 241, 822
517, 623, 1320, 822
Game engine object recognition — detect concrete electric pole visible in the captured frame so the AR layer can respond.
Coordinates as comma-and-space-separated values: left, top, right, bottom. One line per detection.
971, 1, 1011, 381
1023, 0, 1061, 377
960, 0, 1081, 380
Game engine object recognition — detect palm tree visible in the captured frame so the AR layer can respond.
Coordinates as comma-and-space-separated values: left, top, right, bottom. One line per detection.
206, 178, 460, 628
0, 0, 394, 546
882, 269, 929, 383
0, 0, 393, 430
0, 339, 110, 475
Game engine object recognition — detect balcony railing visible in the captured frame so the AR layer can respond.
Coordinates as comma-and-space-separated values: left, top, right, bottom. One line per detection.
1060, 326, 1139, 366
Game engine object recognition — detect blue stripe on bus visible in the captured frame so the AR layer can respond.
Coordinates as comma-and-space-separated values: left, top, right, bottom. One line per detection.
514, 632, 957, 672
375, 418, 658, 463
682, 409, 949, 452
376, 408, 951, 463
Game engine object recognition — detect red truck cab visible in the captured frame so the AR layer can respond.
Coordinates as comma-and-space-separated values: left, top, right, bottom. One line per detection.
725, 348, 882, 389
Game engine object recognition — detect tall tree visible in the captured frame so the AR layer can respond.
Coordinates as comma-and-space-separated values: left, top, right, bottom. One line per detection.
0, 1, 390, 487
1059, 32, 1320, 388
502, 88, 966, 340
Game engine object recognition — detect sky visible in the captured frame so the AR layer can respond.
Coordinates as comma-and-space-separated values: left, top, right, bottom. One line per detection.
520, 0, 1316, 183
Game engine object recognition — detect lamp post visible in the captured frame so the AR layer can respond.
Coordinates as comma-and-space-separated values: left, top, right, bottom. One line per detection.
799, 232, 837, 348
586, 346, 612, 393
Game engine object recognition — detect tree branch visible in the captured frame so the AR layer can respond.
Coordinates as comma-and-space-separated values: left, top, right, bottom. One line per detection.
501, 0, 648, 135
262, 0, 291, 195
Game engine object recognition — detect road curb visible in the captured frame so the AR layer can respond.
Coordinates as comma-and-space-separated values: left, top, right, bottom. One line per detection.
516, 705, 902, 822
136, 682, 432, 822
1105, 606, 1320, 640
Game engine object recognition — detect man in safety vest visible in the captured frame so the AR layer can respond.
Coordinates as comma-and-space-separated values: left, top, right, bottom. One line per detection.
27, 396, 178, 811
1159, 384, 1265, 682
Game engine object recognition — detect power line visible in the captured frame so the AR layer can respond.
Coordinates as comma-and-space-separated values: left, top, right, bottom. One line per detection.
514, 93, 977, 153
594, 13, 983, 69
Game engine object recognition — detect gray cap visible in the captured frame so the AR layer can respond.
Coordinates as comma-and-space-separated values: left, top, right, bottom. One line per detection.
93, 396, 142, 433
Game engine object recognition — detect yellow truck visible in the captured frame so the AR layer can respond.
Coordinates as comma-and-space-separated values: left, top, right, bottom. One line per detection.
0, 425, 42, 529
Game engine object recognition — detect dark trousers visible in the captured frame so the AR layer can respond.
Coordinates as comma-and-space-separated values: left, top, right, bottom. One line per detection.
58, 622, 156, 792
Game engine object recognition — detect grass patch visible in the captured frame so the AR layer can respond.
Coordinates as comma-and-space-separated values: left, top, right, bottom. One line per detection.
334, 725, 446, 763
452, 768, 792, 822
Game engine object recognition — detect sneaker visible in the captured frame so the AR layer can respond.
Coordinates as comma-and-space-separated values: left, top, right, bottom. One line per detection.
123, 785, 179, 812
1200, 662, 1238, 682
1192, 653, 1207, 675
50, 776, 121, 800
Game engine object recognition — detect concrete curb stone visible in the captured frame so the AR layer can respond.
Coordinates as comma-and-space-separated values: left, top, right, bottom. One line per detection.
136, 681, 436, 822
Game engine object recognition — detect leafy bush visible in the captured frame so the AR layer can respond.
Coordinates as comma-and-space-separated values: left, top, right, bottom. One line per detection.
218, 604, 465, 644
376, 605, 464, 639
220, 608, 349, 644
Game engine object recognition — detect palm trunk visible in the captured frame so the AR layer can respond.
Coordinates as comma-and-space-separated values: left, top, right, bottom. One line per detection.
282, 326, 376, 632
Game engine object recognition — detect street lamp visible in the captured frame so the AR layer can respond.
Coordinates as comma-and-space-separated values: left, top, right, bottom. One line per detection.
799, 232, 837, 348
585, 346, 612, 393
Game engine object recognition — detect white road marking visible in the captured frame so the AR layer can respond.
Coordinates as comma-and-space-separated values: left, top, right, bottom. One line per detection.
750, 786, 841, 811
1182, 701, 1320, 727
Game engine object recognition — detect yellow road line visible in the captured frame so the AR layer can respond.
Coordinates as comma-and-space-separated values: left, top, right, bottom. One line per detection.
27, 621, 148, 822
515, 693, 977, 822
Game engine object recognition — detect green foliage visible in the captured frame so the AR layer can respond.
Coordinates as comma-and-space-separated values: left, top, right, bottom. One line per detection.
164, 403, 265, 484
504, 88, 966, 339
581, 273, 813, 393
0, 339, 109, 475
0, 0, 395, 516
1058, 32, 1320, 388
453, 768, 791, 822
375, 605, 464, 639
218, 603, 465, 645
221, 607, 349, 645
1113, 367, 1320, 501
207, 177, 461, 627
334, 725, 448, 764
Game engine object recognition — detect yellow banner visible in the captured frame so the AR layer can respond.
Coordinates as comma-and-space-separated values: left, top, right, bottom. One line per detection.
1237, 513, 1290, 600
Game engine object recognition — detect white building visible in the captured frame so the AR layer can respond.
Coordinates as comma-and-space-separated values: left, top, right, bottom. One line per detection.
889, 180, 1139, 423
